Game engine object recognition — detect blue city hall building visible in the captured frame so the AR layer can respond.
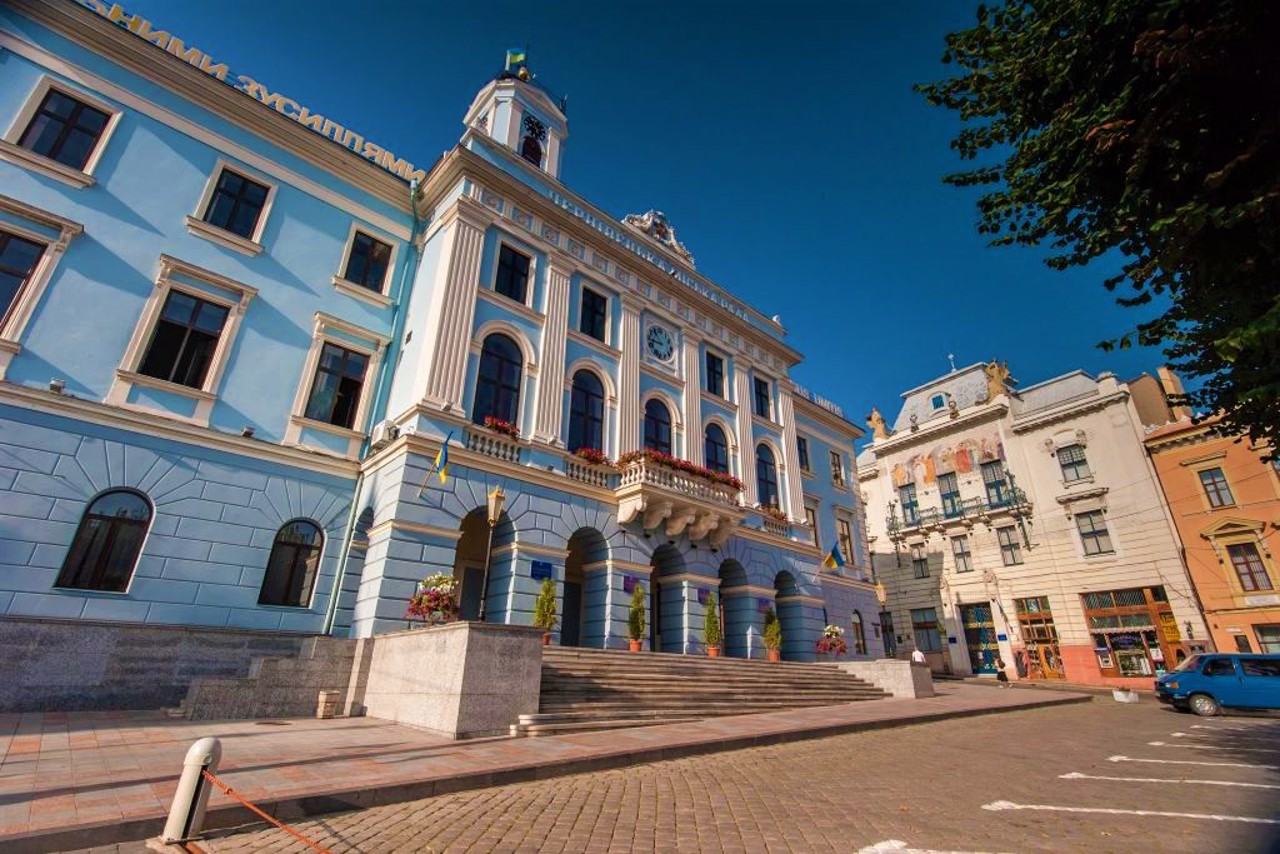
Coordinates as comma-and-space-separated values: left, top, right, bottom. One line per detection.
0, 0, 883, 691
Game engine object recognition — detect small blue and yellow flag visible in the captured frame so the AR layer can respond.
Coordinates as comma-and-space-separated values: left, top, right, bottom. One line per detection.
433, 431, 453, 484
505, 48, 527, 70
822, 544, 846, 571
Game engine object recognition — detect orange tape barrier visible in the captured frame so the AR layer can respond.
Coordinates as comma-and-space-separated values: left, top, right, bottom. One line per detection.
200, 769, 334, 854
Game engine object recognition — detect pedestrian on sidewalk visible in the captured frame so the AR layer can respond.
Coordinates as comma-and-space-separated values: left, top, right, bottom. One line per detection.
911, 648, 926, 665
995, 657, 1011, 688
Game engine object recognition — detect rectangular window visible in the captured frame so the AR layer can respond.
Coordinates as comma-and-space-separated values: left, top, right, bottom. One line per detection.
1227, 543, 1273, 592
911, 544, 929, 578
837, 518, 854, 561
1058, 444, 1091, 482
805, 506, 819, 547
342, 231, 392, 292
0, 230, 46, 326
203, 168, 270, 240
579, 287, 608, 342
938, 472, 961, 517
1199, 467, 1234, 508
18, 89, 110, 171
830, 451, 845, 486
494, 244, 531, 303
997, 525, 1023, 566
797, 436, 811, 472
304, 342, 369, 429
1257, 625, 1280, 654
753, 376, 771, 418
137, 290, 229, 389
705, 351, 724, 396
911, 607, 942, 652
1076, 509, 1114, 555
899, 483, 918, 525
951, 535, 972, 572
982, 461, 1009, 507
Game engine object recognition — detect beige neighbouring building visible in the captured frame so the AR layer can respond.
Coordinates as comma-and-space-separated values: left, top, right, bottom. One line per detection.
856, 362, 1209, 689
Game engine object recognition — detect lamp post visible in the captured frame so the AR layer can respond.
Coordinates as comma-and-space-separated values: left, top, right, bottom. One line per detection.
478, 485, 506, 623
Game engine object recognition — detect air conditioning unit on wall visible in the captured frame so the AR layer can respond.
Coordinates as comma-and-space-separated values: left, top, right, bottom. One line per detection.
369, 420, 399, 450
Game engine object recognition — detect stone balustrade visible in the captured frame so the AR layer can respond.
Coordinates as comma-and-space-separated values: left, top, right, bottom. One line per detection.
565, 457, 619, 489
617, 458, 740, 508
465, 427, 522, 463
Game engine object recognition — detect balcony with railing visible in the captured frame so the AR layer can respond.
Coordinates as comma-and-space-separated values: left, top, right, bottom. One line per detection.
616, 456, 744, 547
464, 426, 522, 463
887, 488, 1031, 541
564, 456, 620, 489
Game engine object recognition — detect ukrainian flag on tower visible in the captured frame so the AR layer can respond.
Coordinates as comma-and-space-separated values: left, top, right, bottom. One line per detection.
822, 544, 845, 572
505, 48, 527, 71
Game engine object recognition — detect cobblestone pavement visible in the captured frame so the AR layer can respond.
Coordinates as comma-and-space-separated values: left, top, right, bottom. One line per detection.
184, 699, 1279, 854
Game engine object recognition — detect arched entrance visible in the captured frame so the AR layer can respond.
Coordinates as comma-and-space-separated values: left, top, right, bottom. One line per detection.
650, 544, 685, 652
563, 527, 607, 647
453, 509, 489, 621
774, 570, 803, 661
718, 559, 750, 658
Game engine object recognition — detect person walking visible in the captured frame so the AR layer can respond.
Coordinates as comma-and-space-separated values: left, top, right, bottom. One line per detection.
911, 648, 926, 665
995, 657, 1011, 688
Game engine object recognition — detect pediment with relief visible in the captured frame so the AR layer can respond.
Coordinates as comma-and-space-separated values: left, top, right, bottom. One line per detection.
1199, 517, 1266, 539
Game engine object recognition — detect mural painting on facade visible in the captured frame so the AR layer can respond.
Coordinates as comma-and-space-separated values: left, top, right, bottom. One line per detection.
890, 436, 1006, 486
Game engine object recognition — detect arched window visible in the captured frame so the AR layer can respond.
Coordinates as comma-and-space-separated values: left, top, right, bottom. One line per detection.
520, 135, 543, 166
852, 610, 867, 655
473, 334, 522, 426
568, 370, 605, 452
756, 443, 779, 509
55, 489, 152, 592
643, 398, 672, 455
705, 423, 729, 474
259, 520, 324, 607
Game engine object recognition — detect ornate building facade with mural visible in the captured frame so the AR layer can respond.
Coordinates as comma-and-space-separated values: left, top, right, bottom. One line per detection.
858, 362, 1209, 689
0, 0, 881, 699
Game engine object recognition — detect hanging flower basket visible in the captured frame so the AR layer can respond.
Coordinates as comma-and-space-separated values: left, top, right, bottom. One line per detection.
404, 573, 460, 626
617, 448, 744, 492
815, 624, 848, 657
483, 416, 520, 440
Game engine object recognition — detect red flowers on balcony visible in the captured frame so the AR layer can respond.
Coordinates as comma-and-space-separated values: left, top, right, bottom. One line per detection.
617, 448, 745, 492
573, 447, 613, 466
482, 416, 520, 440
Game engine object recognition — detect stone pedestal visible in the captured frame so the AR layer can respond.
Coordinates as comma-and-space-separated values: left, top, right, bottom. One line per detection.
837, 659, 936, 698
361, 621, 542, 738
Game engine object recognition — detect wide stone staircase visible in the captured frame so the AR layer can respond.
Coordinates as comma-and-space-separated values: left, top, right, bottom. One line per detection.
514, 646, 889, 736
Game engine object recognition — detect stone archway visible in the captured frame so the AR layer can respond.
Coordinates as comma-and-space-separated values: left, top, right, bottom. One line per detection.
563, 527, 608, 647
650, 543, 685, 652
452, 507, 514, 621
775, 570, 803, 661
718, 559, 750, 658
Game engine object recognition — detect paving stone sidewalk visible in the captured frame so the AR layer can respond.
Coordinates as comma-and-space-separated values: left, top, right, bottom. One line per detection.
0, 684, 1087, 852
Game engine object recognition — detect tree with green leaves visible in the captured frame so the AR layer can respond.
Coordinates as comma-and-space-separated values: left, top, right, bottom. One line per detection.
703, 592, 722, 650
917, 1, 1280, 453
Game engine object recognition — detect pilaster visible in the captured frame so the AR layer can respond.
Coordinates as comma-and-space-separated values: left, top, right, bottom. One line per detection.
734, 364, 758, 504
535, 262, 572, 444
618, 297, 642, 453
778, 389, 805, 521
423, 206, 487, 413
682, 332, 703, 464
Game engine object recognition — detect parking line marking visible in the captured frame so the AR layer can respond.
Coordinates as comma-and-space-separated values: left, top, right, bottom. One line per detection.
982, 800, 1280, 824
1061, 771, 1280, 790
857, 842, 1011, 854
1173, 731, 1280, 742
1108, 754, 1278, 770
1148, 741, 1280, 754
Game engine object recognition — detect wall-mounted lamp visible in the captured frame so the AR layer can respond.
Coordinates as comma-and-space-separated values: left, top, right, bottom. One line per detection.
1185, 621, 1195, 641
48, 378, 65, 394
241, 426, 255, 438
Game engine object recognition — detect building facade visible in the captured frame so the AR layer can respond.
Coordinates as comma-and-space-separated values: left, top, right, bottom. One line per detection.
1145, 412, 1280, 656
0, 0, 880, 664
857, 362, 1209, 688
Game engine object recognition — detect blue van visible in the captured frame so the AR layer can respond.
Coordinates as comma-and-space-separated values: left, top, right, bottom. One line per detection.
1154, 653, 1280, 716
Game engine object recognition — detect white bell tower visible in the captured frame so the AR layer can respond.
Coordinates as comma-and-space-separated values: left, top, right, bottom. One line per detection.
462, 56, 568, 180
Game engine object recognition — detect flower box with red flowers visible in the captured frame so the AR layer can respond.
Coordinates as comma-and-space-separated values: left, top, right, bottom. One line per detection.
616, 448, 745, 492
573, 447, 613, 467
482, 416, 520, 440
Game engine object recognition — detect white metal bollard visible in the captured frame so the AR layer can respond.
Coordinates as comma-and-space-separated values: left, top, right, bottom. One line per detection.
161, 736, 222, 843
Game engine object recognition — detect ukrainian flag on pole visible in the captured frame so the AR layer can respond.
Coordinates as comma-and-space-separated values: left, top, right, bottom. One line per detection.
822, 544, 846, 571
505, 48, 527, 70
434, 432, 452, 484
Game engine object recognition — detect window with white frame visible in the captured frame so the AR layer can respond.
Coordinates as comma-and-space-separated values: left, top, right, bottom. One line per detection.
805, 505, 820, 547
951, 535, 973, 572
911, 544, 929, 578
334, 226, 396, 304
2, 78, 121, 187
579, 287, 608, 342
187, 162, 276, 255
287, 313, 386, 453
837, 517, 854, 562
0, 196, 82, 377
1058, 444, 1091, 482
1199, 467, 1235, 508
0, 230, 46, 328
1228, 543, 1273, 592
997, 525, 1023, 565
1076, 509, 1114, 555
495, 244, 531, 304
830, 450, 845, 487
797, 436, 811, 472
304, 343, 369, 428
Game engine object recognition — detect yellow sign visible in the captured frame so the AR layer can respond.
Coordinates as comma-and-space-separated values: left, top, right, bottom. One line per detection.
75, 2, 426, 183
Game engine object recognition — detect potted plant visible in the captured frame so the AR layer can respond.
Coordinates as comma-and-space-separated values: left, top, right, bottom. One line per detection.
763, 608, 783, 661
533, 577, 557, 645
627, 584, 646, 652
404, 573, 460, 626
815, 624, 848, 658
704, 592, 722, 657
483, 415, 520, 440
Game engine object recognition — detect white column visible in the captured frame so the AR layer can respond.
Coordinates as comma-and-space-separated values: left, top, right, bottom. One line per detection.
423, 206, 487, 413
777, 388, 806, 521
682, 332, 702, 464
734, 364, 757, 505
617, 297, 642, 453
535, 263, 571, 445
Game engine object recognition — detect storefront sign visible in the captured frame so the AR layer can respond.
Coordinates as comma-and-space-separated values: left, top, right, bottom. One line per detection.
530, 560, 553, 581
996, 633, 1008, 642
75, 2, 426, 182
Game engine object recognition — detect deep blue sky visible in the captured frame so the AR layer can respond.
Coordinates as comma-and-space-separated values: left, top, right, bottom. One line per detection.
119, 0, 1165, 437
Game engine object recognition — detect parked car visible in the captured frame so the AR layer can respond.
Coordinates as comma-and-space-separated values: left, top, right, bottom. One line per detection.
1154, 653, 1280, 716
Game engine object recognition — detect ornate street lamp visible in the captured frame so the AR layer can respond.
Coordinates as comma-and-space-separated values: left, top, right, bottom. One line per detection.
478, 485, 506, 622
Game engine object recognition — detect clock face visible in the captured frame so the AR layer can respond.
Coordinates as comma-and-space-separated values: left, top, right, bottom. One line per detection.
646, 326, 675, 362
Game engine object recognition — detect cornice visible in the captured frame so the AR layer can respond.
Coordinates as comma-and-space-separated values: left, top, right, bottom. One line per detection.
1010, 389, 1129, 434
0, 381, 359, 478
1144, 423, 1216, 452
793, 394, 862, 440
8, 0, 414, 212
869, 401, 1008, 456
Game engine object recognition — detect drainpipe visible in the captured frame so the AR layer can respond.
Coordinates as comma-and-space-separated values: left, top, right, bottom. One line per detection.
322, 179, 427, 636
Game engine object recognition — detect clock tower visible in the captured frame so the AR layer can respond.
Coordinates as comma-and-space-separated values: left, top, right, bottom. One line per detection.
462, 54, 569, 180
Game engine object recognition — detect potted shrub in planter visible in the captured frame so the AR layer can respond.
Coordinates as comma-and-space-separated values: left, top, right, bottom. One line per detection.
815, 624, 848, 659
763, 608, 783, 661
704, 592, 722, 657
627, 584, 646, 652
533, 577, 558, 645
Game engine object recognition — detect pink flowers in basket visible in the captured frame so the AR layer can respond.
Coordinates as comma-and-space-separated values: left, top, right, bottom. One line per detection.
405, 573, 460, 625
815, 624, 848, 657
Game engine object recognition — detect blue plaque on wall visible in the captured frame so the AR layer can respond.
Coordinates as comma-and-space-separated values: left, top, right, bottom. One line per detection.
530, 560, 553, 581
948, 636, 958, 644
758, 597, 772, 613
697, 588, 710, 606
623, 575, 640, 593
996, 633, 1008, 642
